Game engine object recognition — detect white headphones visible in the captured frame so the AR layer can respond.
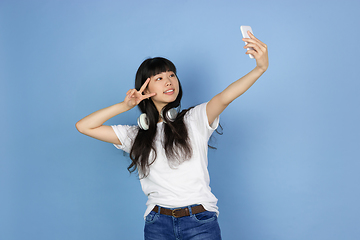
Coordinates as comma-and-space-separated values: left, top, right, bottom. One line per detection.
137, 108, 178, 130
137, 113, 150, 130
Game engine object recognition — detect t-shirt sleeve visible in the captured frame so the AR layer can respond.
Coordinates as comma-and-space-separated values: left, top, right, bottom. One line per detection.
111, 125, 138, 153
186, 102, 220, 140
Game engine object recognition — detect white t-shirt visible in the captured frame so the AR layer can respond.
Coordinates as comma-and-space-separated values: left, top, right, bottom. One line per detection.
112, 102, 220, 218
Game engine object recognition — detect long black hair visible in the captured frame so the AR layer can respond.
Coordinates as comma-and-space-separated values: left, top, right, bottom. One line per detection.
129, 57, 192, 178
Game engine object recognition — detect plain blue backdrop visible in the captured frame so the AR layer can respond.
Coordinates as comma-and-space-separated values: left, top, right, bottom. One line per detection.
1, 0, 360, 239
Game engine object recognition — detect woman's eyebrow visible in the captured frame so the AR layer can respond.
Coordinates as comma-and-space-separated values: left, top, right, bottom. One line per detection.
153, 72, 169, 77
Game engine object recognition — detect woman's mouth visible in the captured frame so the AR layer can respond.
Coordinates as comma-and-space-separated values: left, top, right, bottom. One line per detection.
164, 89, 174, 95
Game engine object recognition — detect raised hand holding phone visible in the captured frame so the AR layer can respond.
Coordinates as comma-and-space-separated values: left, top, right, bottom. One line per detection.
240, 26, 268, 72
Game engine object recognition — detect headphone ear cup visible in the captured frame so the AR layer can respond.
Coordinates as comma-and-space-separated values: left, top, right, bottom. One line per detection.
166, 108, 178, 122
160, 108, 178, 123
137, 113, 149, 130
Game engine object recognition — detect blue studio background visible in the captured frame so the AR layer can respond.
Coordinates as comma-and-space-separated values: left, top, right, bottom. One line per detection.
1, 0, 360, 239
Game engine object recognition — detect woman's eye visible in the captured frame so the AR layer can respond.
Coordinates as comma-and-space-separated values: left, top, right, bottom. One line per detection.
170, 74, 175, 77
156, 77, 162, 81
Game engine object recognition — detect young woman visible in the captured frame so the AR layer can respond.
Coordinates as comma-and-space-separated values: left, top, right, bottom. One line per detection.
76, 31, 268, 240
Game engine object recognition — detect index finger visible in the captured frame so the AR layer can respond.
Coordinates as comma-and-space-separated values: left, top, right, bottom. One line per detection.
139, 78, 150, 93
143, 92, 156, 99
248, 31, 267, 48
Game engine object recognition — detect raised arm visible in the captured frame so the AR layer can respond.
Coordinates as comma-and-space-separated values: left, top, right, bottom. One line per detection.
206, 31, 269, 125
75, 78, 155, 144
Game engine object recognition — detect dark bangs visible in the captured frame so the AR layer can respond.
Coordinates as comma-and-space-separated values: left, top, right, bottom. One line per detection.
146, 57, 177, 77
135, 57, 177, 90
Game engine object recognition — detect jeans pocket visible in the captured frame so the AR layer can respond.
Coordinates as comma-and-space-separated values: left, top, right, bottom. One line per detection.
192, 211, 217, 223
145, 211, 159, 224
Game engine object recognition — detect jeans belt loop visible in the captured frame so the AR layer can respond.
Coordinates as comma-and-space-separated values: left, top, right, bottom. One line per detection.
188, 205, 193, 215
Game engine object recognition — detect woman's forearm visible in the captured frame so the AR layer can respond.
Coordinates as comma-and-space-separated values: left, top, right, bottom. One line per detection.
220, 66, 265, 105
76, 101, 131, 133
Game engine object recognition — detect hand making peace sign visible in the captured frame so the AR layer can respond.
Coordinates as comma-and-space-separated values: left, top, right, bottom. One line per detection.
124, 78, 156, 109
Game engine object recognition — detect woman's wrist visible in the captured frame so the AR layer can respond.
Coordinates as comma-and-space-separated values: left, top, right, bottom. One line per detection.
118, 101, 134, 112
254, 65, 267, 75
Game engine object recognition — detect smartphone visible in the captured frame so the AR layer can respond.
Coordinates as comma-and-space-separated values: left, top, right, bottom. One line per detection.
240, 25, 254, 59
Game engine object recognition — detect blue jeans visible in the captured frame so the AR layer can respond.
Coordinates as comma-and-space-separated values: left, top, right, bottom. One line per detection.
144, 205, 222, 240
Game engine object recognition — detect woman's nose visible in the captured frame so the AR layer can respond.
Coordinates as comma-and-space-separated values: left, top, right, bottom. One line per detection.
165, 77, 172, 86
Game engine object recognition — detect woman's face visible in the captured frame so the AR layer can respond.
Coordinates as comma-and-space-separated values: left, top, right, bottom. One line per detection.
145, 71, 179, 111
